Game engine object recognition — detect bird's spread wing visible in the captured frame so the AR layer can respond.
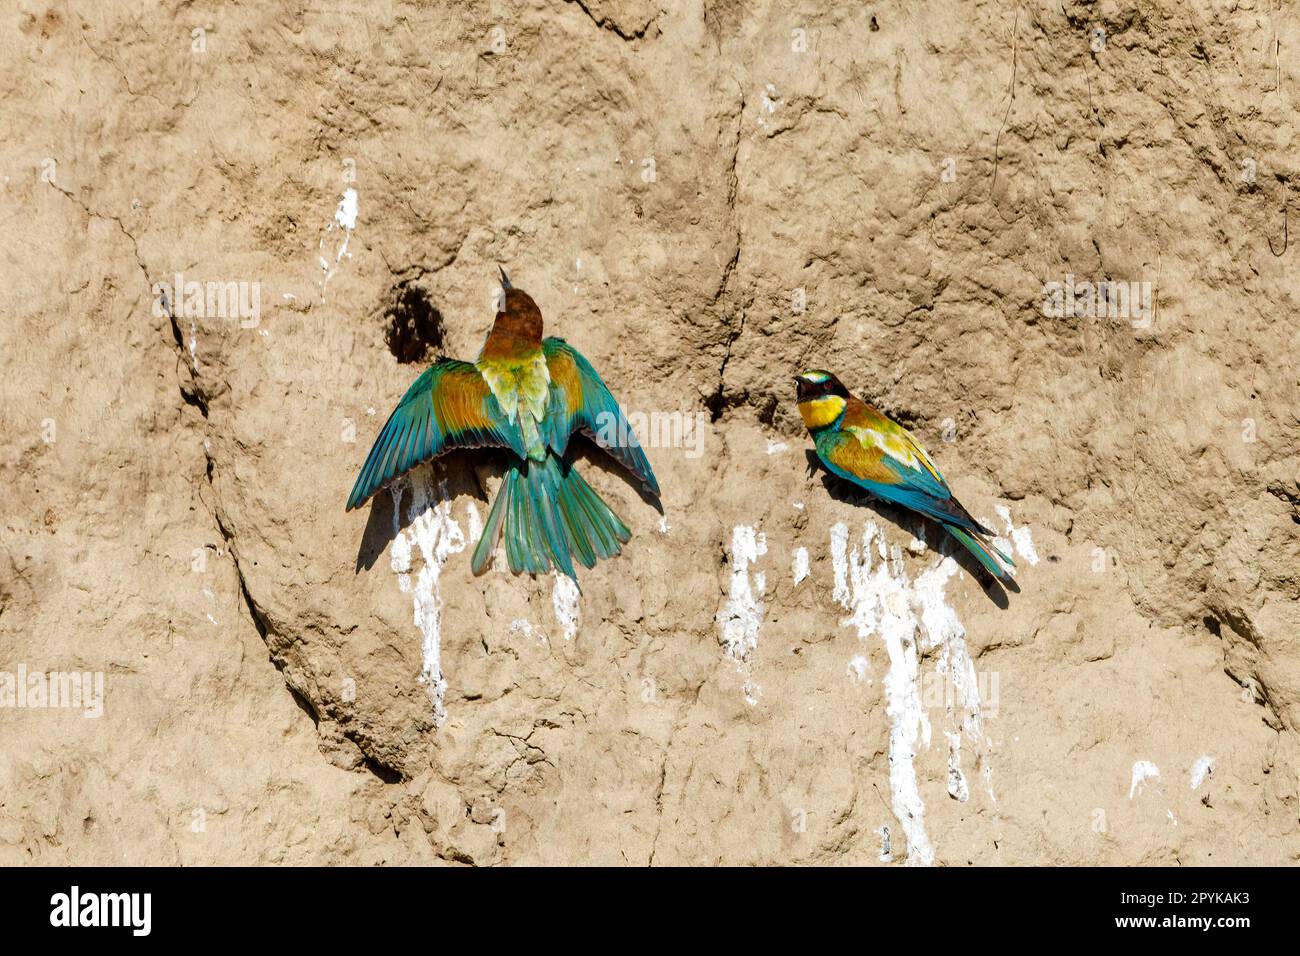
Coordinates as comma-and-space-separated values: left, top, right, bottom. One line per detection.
542, 338, 659, 496
347, 359, 526, 510
821, 403, 987, 534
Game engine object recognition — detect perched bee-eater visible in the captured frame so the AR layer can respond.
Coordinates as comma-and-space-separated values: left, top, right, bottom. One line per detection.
347, 270, 659, 579
794, 370, 1014, 581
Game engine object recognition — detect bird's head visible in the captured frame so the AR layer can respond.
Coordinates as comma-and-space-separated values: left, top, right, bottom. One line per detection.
794, 369, 850, 400
487, 267, 544, 349
794, 369, 850, 431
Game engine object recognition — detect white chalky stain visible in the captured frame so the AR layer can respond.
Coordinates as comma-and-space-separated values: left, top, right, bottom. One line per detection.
465, 501, 483, 544
792, 547, 809, 585
1190, 754, 1214, 790
757, 83, 778, 128
993, 504, 1040, 565
335, 186, 359, 230
319, 187, 359, 300
717, 525, 767, 705
552, 573, 580, 640
717, 525, 767, 662
832, 520, 993, 862
510, 619, 546, 644
832, 520, 933, 866
658, 514, 671, 534
389, 469, 466, 727
830, 522, 851, 606
847, 654, 871, 683
766, 439, 788, 454
1129, 760, 1160, 799
917, 557, 995, 804
945, 731, 970, 802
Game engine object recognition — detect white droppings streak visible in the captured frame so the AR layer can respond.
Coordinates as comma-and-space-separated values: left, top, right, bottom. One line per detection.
847, 654, 871, 683
832, 520, 933, 866
831, 520, 994, 861
757, 82, 779, 128
335, 187, 358, 231
1190, 755, 1214, 790
1129, 760, 1160, 799
945, 731, 970, 803
320, 187, 359, 299
552, 573, 581, 640
463, 502, 482, 544
389, 469, 467, 727
717, 525, 767, 662
510, 619, 546, 644
994, 504, 1040, 565
917, 558, 995, 802
792, 547, 809, 585
658, 514, 671, 534
1010, 527, 1038, 564
766, 439, 788, 455
830, 522, 851, 607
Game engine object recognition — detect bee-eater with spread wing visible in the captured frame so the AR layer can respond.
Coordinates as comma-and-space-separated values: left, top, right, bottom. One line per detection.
794, 370, 1014, 581
347, 270, 660, 580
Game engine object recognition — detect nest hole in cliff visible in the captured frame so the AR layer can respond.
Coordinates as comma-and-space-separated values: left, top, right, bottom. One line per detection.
383, 281, 446, 364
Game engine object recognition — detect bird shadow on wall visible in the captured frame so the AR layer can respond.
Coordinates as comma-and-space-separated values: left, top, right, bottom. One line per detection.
568, 436, 665, 516
806, 450, 1016, 609
352, 442, 661, 575
353, 450, 492, 574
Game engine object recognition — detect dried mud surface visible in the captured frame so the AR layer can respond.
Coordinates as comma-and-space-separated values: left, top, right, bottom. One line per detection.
1, 0, 1298, 864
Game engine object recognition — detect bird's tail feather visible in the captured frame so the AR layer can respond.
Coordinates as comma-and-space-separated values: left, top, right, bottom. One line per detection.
945, 524, 1016, 581
470, 456, 630, 579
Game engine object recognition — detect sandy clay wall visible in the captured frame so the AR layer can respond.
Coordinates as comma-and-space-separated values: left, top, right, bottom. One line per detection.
1, 0, 1297, 864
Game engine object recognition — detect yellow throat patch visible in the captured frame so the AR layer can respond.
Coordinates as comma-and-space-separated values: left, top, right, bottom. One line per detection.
798, 394, 846, 431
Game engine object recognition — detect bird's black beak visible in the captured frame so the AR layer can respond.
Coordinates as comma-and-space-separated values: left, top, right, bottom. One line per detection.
498, 266, 512, 290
